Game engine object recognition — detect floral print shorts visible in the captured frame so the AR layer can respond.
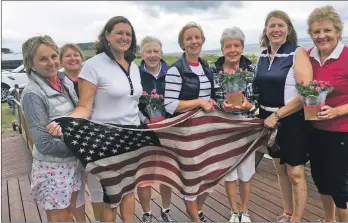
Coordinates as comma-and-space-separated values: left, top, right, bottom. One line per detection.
30, 159, 85, 210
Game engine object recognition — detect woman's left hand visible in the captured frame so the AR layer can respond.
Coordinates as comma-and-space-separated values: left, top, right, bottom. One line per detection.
233, 98, 253, 111
317, 105, 338, 120
264, 113, 279, 129
209, 98, 217, 106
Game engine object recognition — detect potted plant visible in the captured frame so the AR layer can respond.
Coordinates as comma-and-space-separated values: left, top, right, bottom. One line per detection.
296, 80, 333, 120
140, 89, 165, 123
218, 65, 254, 106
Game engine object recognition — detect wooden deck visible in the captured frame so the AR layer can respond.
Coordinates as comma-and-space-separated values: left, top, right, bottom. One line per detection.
1, 136, 324, 222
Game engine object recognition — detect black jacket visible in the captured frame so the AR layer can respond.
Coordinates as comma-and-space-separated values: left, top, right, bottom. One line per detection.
138, 59, 169, 119
171, 53, 215, 101
139, 59, 169, 95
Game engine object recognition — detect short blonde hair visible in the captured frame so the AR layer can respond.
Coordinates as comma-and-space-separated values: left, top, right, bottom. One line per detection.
260, 10, 298, 47
178, 22, 206, 51
307, 5, 344, 40
22, 35, 59, 75
59, 43, 85, 62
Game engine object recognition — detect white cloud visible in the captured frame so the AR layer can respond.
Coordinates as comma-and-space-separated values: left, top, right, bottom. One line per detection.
2, 1, 348, 54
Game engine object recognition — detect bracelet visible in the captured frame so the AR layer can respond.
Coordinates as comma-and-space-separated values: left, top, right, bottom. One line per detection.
274, 111, 280, 119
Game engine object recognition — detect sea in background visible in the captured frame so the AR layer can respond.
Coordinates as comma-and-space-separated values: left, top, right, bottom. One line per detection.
165, 37, 348, 57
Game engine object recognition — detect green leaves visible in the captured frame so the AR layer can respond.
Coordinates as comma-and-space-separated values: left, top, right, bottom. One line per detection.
295, 80, 332, 98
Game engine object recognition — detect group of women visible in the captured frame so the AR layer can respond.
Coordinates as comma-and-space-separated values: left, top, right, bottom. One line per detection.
20, 4, 347, 222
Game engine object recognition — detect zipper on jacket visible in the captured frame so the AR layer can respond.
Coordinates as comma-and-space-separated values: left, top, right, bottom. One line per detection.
267, 45, 282, 71
113, 60, 134, 95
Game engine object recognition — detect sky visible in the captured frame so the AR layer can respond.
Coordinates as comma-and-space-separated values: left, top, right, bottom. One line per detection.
2, 1, 348, 54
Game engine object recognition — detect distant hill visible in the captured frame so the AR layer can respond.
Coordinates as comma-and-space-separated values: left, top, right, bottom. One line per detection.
76, 42, 95, 50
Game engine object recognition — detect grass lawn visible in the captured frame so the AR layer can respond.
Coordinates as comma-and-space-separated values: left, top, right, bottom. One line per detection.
1, 103, 19, 138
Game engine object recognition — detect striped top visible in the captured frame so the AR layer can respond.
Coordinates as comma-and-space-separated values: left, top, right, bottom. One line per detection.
164, 63, 212, 115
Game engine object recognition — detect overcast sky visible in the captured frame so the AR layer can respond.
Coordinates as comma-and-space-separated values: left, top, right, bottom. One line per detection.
2, 1, 348, 54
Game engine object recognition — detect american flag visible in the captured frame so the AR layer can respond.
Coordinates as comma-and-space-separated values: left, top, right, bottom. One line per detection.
55, 108, 270, 208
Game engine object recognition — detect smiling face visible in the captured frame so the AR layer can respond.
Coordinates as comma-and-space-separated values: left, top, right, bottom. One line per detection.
265, 17, 289, 46
310, 20, 340, 55
32, 44, 60, 80
61, 47, 82, 73
106, 23, 132, 53
182, 27, 203, 57
222, 38, 243, 65
141, 41, 162, 70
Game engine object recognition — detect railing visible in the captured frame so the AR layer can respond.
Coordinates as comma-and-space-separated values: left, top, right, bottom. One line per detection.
14, 89, 33, 152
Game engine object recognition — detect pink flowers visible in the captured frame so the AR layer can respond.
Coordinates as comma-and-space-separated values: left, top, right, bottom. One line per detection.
296, 79, 332, 97
218, 71, 223, 75
139, 88, 165, 112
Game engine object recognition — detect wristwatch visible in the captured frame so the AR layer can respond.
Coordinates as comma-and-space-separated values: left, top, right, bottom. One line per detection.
274, 111, 280, 119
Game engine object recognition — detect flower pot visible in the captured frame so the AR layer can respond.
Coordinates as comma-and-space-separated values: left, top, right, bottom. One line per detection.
147, 107, 165, 123
225, 79, 245, 107
303, 104, 322, 120
226, 91, 244, 106
302, 95, 324, 120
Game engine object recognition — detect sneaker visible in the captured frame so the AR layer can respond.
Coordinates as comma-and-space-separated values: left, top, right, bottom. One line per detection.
277, 213, 291, 222
240, 212, 251, 222
199, 212, 208, 222
161, 209, 176, 222
142, 213, 153, 222
229, 212, 241, 222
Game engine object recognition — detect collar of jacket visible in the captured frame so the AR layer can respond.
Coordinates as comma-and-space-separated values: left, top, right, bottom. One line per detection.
266, 40, 295, 55
29, 71, 74, 97
179, 52, 210, 73
139, 59, 169, 78
214, 54, 252, 71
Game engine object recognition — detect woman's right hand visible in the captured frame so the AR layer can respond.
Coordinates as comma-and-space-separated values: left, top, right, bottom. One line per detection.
200, 98, 215, 112
47, 121, 63, 136
223, 100, 235, 113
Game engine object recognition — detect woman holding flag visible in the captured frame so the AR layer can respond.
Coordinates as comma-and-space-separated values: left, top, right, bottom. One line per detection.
47, 15, 142, 222
164, 22, 217, 222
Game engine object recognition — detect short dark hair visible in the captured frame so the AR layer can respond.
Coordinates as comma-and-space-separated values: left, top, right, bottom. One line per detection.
95, 16, 137, 60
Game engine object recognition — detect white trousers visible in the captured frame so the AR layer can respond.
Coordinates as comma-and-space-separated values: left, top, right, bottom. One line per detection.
76, 172, 104, 208
224, 152, 256, 182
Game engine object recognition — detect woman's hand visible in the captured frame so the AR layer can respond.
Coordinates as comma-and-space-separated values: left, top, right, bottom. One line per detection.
47, 121, 63, 136
223, 98, 253, 112
233, 98, 253, 111
223, 100, 234, 113
264, 113, 279, 128
200, 98, 215, 112
317, 105, 339, 120
144, 118, 150, 124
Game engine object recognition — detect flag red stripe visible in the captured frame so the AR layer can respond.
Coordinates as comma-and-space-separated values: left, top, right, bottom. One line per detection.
147, 109, 198, 129
171, 116, 264, 128
161, 129, 261, 157
156, 126, 263, 142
